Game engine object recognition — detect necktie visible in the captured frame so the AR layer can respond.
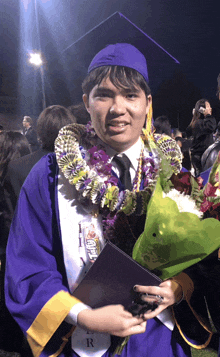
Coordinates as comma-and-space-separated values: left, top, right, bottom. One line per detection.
113, 154, 132, 190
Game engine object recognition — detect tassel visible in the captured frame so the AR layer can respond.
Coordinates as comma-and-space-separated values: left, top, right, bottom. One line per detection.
146, 102, 153, 138
143, 103, 154, 141
112, 336, 130, 356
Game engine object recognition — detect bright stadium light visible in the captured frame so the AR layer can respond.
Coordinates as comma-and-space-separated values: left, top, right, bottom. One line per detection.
29, 52, 43, 66
28, 51, 46, 109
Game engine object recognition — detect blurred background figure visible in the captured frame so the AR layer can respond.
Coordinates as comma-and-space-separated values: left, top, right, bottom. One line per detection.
0, 131, 30, 356
175, 136, 192, 171
5, 105, 76, 207
153, 115, 172, 136
186, 98, 216, 176
22, 116, 39, 152
217, 73, 220, 101
201, 121, 220, 172
68, 102, 91, 124
171, 128, 192, 171
0, 124, 4, 132
171, 127, 182, 139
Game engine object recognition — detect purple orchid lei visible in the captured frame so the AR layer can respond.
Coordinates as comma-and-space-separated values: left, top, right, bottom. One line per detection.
83, 122, 161, 239
55, 122, 164, 239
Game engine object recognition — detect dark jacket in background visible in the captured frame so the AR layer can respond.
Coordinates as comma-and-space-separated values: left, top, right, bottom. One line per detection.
0, 148, 49, 356
186, 115, 216, 156
186, 115, 216, 175
201, 138, 220, 172
4, 148, 49, 210
24, 126, 39, 152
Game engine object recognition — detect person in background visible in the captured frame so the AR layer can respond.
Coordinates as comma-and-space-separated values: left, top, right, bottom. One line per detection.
5, 105, 77, 209
211, 73, 220, 123
201, 121, 220, 172
186, 99, 216, 176
171, 128, 182, 139
0, 131, 31, 356
0, 124, 4, 132
22, 116, 39, 152
68, 102, 91, 125
153, 115, 172, 136
174, 136, 191, 171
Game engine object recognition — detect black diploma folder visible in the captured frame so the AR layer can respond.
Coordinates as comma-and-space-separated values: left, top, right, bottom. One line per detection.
73, 242, 162, 311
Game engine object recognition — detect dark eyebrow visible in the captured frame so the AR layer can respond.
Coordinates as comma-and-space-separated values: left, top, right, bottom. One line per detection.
93, 87, 114, 96
122, 87, 140, 94
94, 86, 141, 95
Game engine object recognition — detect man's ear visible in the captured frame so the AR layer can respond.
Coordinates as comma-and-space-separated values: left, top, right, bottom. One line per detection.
82, 94, 90, 113
146, 95, 152, 115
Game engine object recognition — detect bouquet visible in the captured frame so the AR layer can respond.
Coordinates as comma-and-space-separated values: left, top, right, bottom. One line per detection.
133, 153, 220, 280
114, 153, 220, 356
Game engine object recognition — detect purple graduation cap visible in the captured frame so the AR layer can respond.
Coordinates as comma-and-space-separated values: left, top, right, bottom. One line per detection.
62, 12, 179, 104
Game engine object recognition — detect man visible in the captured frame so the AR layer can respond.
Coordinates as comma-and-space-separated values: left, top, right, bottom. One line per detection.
22, 115, 39, 152
7, 38, 220, 357
5, 43, 193, 357
5, 105, 76, 208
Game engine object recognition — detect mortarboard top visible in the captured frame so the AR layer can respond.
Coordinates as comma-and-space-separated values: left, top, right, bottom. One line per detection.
62, 12, 179, 104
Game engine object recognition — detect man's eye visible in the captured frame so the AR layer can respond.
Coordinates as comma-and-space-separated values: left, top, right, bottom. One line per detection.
126, 93, 138, 99
98, 93, 109, 97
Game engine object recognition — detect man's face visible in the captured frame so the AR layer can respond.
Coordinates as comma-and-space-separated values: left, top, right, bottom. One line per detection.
83, 76, 151, 153
23, 118, 29, 128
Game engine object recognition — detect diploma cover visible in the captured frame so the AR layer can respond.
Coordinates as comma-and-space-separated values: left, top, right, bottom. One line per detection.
73, 241, 161, 310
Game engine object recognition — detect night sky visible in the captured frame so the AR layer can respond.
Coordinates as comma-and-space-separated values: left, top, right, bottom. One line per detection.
0, 0, 220, 129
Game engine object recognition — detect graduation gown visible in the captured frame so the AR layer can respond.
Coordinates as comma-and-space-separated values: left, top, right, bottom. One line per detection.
4, 153, 218, 357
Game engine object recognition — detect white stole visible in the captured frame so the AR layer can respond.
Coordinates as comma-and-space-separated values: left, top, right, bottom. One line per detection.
57, 172, 174, 357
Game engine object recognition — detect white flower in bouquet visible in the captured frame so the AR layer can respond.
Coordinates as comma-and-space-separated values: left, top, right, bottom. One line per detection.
162, 189, 203, 218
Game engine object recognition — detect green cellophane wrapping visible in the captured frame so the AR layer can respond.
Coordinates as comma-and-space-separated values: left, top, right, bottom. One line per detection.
132, 180, 220, 280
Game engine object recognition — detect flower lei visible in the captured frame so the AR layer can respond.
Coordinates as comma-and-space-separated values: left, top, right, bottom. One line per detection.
55, 123, 182, 220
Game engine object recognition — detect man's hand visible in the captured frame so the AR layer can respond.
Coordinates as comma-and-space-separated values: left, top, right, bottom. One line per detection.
133, 279, 183, 320
77, 304, 147, 337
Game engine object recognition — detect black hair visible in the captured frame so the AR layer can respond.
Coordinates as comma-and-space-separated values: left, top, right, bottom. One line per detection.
189, 98, 209, 128
37, 105, 76, 151
0, 131, 30, 181
68, 102, 91, 125
82, 66, 151, 99
153, 116, 171, 136
172, 128, 182, 138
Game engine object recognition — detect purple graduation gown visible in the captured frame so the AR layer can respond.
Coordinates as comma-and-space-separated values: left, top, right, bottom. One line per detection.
5, 153, 191, 357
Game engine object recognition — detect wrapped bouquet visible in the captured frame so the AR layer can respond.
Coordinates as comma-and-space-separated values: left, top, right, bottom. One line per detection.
114, 153, 220, 356
133, 153, 220, 280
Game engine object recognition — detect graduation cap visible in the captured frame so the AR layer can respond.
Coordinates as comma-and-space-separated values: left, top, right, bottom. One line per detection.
62, 11, 179, 104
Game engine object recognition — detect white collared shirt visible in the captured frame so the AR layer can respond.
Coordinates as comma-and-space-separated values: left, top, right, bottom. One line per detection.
98, 138, 143, 183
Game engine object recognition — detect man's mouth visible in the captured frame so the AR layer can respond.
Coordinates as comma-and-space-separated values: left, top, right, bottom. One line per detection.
108, 121, 128, 127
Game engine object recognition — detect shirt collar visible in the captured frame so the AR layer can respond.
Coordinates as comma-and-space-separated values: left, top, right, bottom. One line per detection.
97, 137, 142, 172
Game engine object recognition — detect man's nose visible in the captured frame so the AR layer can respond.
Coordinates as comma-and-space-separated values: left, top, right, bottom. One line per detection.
110, 96, 126, 115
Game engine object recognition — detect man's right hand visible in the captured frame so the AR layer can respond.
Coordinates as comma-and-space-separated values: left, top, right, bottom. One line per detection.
77, 304, 147, 337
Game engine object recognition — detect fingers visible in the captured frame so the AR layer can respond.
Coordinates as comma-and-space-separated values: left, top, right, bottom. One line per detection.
127, 320, 147, 336
81, 304, 147, 337
134, 285, 165, 307
133, 281, 177, 316
113, 306, 147, 336
134, 284, 164, 297
134, 279, 181, 306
